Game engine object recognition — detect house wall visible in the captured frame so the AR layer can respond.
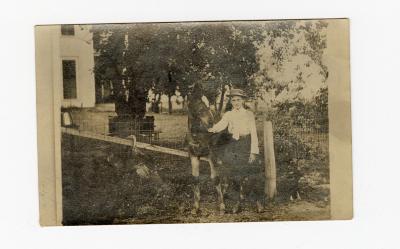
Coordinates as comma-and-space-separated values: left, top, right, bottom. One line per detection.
60, 25, 96, 108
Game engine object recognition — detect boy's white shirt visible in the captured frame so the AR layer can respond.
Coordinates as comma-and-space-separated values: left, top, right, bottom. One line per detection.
210, 107, 260, 154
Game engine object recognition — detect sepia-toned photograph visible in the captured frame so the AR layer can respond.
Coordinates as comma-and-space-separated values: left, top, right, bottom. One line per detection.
35, 19, 352, 225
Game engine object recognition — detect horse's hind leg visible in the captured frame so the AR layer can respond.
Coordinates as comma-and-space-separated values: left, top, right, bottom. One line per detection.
190, 156, 201, 214
209, 157, 225, 215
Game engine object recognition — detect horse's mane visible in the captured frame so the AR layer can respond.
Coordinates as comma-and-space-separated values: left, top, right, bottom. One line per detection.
188, 98, 208, 115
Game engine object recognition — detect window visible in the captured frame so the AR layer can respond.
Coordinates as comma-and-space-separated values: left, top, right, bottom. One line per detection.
62, 60, 77, 99
61, 25, 75, 35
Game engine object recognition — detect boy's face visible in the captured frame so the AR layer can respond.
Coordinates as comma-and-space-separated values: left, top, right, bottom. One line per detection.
231, 96, 243, 110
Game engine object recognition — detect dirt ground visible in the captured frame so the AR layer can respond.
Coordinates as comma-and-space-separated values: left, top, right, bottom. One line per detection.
61, 132, 329, 225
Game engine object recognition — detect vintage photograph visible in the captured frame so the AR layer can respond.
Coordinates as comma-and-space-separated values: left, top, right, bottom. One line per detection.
35, 19, 351, 225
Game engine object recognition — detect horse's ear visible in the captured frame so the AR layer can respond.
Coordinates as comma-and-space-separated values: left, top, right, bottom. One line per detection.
192, 82, 204, 96
212, 109, 222, 122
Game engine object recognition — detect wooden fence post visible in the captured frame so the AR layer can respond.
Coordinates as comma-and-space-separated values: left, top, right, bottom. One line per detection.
264, 120, 277, 200
127, 134, 137, 154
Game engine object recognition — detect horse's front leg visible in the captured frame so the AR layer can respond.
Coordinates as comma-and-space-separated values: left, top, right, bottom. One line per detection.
190, 155, 201, 214
207, 155, 225, 215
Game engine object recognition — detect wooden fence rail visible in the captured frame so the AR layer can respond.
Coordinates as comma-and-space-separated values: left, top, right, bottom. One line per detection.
61, 127, 206, 160
62, 121, 278, 198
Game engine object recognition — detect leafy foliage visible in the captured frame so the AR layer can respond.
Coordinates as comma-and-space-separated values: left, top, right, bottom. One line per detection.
255, 20, 328, 105
266, 105, 329, 202
273, 86, 328, 132
92, 23, 264, 116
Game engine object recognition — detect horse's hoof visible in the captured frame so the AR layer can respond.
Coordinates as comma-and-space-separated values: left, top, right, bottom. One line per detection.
191, 208, 200, 215
256, 201, 264, 213
219, 204, 226, 215
232, 203, 242, 214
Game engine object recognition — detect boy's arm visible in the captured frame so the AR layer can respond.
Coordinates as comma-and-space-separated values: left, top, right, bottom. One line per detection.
208, 112, 229, 133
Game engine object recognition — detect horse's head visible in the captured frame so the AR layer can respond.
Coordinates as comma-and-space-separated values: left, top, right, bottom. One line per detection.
198, 105, 214, 128
188, 82, 203, 101
188, 99, 212, 127
187, 82, 215, 129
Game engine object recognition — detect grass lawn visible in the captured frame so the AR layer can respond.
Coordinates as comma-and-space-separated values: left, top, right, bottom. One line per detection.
61, 118, 330, 225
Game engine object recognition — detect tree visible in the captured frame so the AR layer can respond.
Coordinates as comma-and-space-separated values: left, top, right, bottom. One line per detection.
92, 22, 264, 117
173, 23, 264, 113
93, 24, 162, 118
92, 24, 128, 115
254, 20, 329, 106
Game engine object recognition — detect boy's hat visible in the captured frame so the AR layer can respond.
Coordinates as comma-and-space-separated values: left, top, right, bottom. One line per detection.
227, 88, 247, 98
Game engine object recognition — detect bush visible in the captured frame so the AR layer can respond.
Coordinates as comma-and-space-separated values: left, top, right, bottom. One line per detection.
265, 110, 329, 202
272, 87, 328, 133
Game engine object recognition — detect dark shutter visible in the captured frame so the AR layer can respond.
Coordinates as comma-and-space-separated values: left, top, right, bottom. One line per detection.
62, 60, 77, 99
61, 25, 75, 35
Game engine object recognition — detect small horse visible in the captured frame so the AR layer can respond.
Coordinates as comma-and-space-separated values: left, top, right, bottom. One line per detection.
186, 83, 226, 215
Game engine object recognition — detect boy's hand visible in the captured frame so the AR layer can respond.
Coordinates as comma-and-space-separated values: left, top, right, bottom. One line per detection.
248, 153, 256, 164
189, 141, 200, 148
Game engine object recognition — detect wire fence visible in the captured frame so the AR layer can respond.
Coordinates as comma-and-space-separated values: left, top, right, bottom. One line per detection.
62, 109, 328, 162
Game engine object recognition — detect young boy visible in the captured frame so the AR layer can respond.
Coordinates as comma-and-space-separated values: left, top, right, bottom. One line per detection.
208, 89, 264, 213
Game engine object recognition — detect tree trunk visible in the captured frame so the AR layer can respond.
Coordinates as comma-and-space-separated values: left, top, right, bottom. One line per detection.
168, 94, 173, 114
218, 85, 226, 114
154, 93, 161, 113
182, 96, 187, 112
127, 86, 147, 119
114, 93, 130, 117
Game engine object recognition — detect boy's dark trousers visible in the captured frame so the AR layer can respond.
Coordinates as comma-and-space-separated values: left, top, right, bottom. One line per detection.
230, 166, 265, 206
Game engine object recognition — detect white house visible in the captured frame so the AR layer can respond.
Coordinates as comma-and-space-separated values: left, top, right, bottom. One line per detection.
35, 24, 96, 108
